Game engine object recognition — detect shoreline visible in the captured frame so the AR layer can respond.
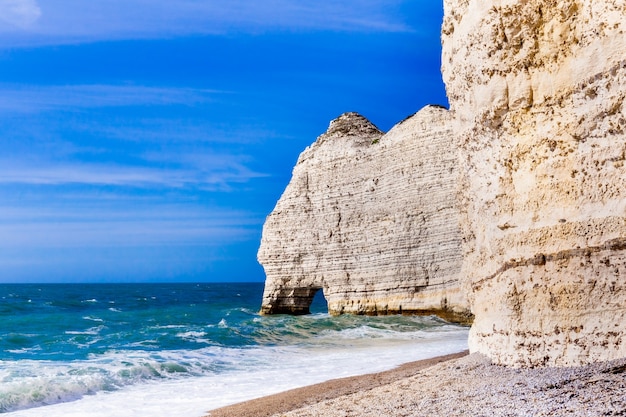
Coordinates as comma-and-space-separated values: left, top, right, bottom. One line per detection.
206, 350, 468, 417
207, 350, 626, 417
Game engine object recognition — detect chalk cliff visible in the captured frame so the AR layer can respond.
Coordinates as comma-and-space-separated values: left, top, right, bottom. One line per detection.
442, 0, 626, 366
258, 107, 471, 323
259, 0, 626, 367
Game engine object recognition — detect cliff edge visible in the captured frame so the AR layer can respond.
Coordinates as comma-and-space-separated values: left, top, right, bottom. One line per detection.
258, 107, 471, 323
258, 0, 626, 368
442, 0, 626, 366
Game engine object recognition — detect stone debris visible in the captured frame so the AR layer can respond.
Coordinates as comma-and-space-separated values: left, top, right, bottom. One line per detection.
277, 354, 626, 417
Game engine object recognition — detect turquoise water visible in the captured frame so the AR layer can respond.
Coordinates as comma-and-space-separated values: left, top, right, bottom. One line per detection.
0, 283, 468, 416
0, 283, 271, 361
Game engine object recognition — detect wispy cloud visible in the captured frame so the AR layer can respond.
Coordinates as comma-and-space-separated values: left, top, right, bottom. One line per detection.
0, 221, 255, 247
0, 83, 268, 192
0, 84, 223, 113
70, 118, 280, 145
0, 0, 41, 29
0, 157, 266, 190
0, 201, 261, 248
0, 0, 413, 47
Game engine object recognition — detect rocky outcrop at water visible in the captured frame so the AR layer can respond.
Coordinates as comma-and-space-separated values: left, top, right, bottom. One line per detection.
258, 107, 471, 323
259, 0, 626, 367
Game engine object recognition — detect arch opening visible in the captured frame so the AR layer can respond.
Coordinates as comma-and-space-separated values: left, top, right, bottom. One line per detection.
261, 286, 327, 315
309, 287, 328, 314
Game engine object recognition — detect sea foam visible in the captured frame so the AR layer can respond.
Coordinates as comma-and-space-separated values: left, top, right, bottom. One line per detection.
0, 283, 469, 417
4, 328, 468, 417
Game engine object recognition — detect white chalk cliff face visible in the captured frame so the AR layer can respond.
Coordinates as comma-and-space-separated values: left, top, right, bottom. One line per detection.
442, 0, 626, 366
258, 107, 471, 323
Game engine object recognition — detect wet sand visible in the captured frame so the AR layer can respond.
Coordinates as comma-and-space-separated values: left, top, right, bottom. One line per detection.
206, 351, 467, 417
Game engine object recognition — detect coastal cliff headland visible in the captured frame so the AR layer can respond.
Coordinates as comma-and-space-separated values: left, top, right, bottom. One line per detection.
258, 0, 626, 368
442, 0, 626, 366
258, 107, 471, 324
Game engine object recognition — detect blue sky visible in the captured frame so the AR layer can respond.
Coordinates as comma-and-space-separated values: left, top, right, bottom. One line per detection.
0, 0, 447, 283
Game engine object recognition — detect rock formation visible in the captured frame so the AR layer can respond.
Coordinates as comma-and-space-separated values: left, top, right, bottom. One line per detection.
442, 0, 626, 366
258, 107, 471, 323
259, 0, 626, 368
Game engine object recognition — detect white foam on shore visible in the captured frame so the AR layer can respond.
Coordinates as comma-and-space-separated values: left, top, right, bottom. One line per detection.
4, 328, 469, 417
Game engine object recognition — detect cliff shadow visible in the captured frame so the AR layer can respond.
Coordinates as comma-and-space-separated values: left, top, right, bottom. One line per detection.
260, 286, 328, 315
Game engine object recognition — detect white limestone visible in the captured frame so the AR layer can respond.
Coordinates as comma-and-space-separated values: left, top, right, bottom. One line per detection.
259, 0, 626, 367
258, 107, 471, 323
442, 0, 626, 366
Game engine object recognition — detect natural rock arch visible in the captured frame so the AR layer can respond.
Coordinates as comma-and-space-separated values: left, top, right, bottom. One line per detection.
260, 286, 325, 315
258, 108, 471, 323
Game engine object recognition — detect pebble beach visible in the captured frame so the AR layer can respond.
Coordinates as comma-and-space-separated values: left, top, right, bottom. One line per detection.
208, 351, 626, 417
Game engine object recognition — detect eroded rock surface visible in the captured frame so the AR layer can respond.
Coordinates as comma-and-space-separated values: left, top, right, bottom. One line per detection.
258, 107, 471, 323
442, 0, 626, 366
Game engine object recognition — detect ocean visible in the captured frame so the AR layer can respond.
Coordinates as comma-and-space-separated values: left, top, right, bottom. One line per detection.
0, 283, 469, 417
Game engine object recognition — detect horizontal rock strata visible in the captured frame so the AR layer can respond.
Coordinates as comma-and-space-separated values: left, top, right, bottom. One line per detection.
258, 107, 471, 323
442, 0, 626, 366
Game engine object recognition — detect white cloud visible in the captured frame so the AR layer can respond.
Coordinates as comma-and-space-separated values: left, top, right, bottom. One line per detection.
0, 0, 413, 46
0, 83, 268, 192
81, 116, 283, 145
0, 0, 41, 29
0, 84, 223, 113
0, 159, 266, 189
0, 215, 256, 246
0, 203, 260, 248
171, 0, 413, 33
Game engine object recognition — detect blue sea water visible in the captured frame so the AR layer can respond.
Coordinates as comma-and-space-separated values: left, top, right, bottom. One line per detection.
0, 283, 469, 417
